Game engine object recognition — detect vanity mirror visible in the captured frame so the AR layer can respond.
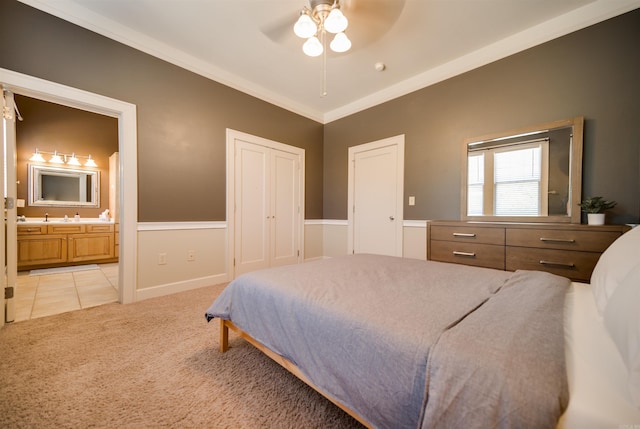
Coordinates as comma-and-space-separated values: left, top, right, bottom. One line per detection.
28, 164, 100, 208
462, 117, 583, 223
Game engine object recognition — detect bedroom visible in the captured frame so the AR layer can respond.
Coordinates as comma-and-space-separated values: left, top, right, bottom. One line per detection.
1, 0, 638, 305
1, 0, 639, 425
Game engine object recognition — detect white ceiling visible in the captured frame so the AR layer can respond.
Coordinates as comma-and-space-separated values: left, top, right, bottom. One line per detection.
20, 0, 640, 123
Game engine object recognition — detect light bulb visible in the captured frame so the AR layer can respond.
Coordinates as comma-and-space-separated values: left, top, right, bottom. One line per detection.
29, 149, 45, 162
324, 8, 348, 34
49, 151, 64, 164
303, 36, 323, 57
67, 153, 81, 166
85, 155, 97, 167
294, 13, 317, 38
330, 32, 351, 53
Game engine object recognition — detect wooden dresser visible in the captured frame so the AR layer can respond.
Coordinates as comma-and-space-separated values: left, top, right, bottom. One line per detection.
427, 221, 630, 282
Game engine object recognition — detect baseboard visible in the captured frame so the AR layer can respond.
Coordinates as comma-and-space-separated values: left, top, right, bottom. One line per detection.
135, 273, 229, 301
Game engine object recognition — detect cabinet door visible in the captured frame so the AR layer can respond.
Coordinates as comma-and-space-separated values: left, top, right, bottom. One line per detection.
17, 235, 68, 268
68, 233, 114, 262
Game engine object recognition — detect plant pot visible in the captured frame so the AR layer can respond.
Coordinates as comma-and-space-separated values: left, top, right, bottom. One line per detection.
587, 213, 605, 225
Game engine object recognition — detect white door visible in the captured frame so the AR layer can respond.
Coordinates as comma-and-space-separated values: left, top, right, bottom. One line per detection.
348, 135, 404, 256
270, 149, 301, 268
230, 131, 304, 277
2, 90, 18, 325
1, 90, 6, 327
234, 140, 270, 274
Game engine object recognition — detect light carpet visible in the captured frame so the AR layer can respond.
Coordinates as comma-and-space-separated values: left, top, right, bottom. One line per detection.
0, 283, 363, 428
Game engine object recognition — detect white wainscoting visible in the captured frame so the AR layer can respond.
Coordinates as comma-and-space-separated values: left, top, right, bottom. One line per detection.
134, 220, 429, 300
136, 222, 228, 300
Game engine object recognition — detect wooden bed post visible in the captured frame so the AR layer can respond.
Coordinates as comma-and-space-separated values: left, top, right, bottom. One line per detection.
220, 319, 229, 352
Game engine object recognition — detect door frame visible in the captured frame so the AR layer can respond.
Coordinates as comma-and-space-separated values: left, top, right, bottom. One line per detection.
226, 128, 305, 279
0, 68, 138, 305
347, 135, 405, 256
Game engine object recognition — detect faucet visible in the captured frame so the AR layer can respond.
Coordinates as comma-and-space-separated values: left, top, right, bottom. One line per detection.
45, 213, 49, 222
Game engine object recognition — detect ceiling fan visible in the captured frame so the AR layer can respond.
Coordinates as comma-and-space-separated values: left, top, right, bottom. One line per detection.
261, 0, 406, 55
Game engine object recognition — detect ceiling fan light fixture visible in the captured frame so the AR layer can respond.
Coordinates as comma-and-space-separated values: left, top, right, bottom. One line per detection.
324, 8, 348, 34
294, 12, 317, 38
303, 36, 323, 57
330, 32, 351, 53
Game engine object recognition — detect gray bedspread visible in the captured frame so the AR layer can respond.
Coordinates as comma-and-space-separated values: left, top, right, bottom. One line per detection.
205, 254, 570, 429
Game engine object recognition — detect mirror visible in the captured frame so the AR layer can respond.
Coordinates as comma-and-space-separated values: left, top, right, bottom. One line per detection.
462, 117, 583, 223
28, 164, 100, 208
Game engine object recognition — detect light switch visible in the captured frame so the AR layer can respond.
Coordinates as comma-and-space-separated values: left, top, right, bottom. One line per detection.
409, 196, 415, 206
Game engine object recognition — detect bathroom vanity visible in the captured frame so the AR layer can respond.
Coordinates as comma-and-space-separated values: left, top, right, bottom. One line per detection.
17, 220, 118, 270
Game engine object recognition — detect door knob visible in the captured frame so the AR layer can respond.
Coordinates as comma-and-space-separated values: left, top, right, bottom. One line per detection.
389, 216, 395, 221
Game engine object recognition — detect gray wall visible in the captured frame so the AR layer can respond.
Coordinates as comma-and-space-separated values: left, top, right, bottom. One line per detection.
2, 1, 639, 225
324, 9, 640, 225
0, 0, 324, 222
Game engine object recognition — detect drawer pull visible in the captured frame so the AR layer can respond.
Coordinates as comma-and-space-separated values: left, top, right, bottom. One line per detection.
539, 237, 575, 243
453, 233, 476, 238
539, 260, 575, 268
453, 251, 476, 257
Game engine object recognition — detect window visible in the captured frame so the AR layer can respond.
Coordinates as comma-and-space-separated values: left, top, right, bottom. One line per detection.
467, 141, 549, 216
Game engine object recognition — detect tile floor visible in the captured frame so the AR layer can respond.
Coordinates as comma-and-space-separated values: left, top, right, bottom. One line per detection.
13, 263, 119, 322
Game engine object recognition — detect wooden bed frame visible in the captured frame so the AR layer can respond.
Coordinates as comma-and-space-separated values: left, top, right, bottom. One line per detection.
219, 319, 372, 428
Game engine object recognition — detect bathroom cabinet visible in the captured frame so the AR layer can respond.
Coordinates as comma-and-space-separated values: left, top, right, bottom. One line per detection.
17, 223, 117, 270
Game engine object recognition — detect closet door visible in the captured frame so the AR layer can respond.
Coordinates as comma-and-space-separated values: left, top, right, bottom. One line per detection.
234, 139, 301, 276
270, 149, 300, 268
235, 140, 270, 275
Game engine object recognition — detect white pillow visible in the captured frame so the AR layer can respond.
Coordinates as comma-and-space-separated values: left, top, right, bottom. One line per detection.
603, 261, 640, 408
591, 225, 640, 314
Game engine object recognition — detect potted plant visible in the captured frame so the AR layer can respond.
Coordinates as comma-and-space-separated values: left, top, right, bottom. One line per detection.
578, 196, 617, 225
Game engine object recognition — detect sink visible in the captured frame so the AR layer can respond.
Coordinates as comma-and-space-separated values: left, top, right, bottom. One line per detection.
20, 218, 113, 224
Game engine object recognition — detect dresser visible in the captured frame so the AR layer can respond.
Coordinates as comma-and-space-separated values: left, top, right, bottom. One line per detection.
427, 221, 630, 282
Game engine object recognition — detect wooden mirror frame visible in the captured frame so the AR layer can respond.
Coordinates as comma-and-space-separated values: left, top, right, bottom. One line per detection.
461, 117, 583, 224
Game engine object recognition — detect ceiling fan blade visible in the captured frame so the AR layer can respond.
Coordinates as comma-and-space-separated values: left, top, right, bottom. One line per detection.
340, 0, 406, 49
261, 11, 298, 44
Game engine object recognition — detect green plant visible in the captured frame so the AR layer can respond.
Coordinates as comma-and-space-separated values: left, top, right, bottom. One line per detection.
578, 196, 617, 213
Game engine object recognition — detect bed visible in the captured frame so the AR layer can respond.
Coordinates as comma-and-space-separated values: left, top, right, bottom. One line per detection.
206, 226, 640, 428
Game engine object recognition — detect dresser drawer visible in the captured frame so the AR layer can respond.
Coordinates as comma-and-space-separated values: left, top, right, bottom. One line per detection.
506, 228, 621, 252
430, 225, 505, 245
506, 247, 600, 282
430, 241, 504, 270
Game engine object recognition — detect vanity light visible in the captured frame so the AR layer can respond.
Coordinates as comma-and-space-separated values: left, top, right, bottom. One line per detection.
67, 153, 81, 166
28, 148, 98, 167
84, 155, 97, 168
49, 151, 64, 164
29, 148, 46, 163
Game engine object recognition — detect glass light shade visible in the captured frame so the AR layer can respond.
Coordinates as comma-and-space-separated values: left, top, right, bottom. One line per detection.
302, 36, 323, 57
49, 151, 64, 164
324, 8, 348, 34
29, 149, 45, 162
67, 154, 81, 166
294, 13, 317, 38
85, 155, 97, 167
330, 32, 351, 53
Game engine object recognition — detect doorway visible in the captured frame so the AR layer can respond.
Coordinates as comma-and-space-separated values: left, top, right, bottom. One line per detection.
348, 135, 405, 256
11, 95, 120, 321
1, 68, 137, 327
